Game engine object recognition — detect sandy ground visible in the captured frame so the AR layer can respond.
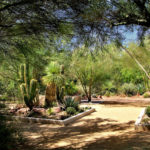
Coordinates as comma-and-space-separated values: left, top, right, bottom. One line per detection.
16, 103, 150, 150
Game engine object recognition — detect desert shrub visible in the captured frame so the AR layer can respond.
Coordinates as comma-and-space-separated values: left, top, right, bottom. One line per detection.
121, 83, 137, 96
137, 84, 146, 95
0, 94, 9, 101
104, 91, 110, 97
0, 103, 6, 108
64, 97, 79, 110
146, 106, 150, 117
66, 107, 76, 115
102, 81, 118, 95
142, 118, 150, 124
92, 94, 97, 98
47, 108, 53, 115
78, 108, 84, 113
143, 92, 150, 98
65, 81, 78, 96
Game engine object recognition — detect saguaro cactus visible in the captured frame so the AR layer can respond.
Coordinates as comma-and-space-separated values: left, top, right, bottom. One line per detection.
20, 63, 39, 110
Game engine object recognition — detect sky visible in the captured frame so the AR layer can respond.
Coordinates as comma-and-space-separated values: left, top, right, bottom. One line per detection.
123, 30, 138, 45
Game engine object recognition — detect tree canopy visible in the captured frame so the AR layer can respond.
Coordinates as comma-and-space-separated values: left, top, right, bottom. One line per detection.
1, 0, 150, 42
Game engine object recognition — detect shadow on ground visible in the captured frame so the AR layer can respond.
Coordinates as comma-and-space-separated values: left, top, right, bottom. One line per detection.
17, 116, 148, 150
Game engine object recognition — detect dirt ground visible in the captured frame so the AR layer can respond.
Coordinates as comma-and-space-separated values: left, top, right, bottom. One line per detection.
16, 102, 150, 150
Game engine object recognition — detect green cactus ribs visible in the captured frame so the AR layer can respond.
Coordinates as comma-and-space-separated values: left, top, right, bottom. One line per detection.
20, 63, 39, 110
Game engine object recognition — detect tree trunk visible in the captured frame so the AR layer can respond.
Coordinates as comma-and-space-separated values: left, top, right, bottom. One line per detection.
45, 83, 56, 107
122, 46, 150, 80
88, 84, 92, 102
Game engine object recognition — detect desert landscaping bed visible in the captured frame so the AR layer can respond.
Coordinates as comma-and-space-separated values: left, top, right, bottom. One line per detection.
2, 108, 95, 126
135, 107, 150, 131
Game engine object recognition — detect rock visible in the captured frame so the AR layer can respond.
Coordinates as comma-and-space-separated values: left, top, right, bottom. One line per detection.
97, 95, 103, 99
16, 108, 29, 116
39, 95, 45, 107
32, 108, 46, 115
72, 95, 82, 103
52, 107, 61, 113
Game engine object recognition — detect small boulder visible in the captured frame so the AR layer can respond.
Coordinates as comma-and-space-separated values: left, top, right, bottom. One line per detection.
52, 107, 61, 113
38, 95, 45, 107
32, 108, 46, 115
16, 108, 29, 116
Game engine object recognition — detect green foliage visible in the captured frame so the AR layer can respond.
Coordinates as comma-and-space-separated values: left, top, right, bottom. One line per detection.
66, 107, 76, 115
64, 97, 79, 111
121, 83, 137, 96
137, 84, 146, 95
143, 92, 150, 98
65, 81, 78, 95
146, 106, 150, 117
20, 63, 39, 110
56, 87, 65, 104
43, 61, 65, 104
47, 108, 55, 115
0, 103, 6, 108
0, 94, 9, 101
43, 61, 63, 85
102, 81, 117, 94
71, 46, 103, 101
92, 94, 97, 98
104, 91, 111, 97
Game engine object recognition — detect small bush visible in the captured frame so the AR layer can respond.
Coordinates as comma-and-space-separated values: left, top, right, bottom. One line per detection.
137, 84, 146, 95
146, 106, 150, 117
65, 81, 78, 96
47, 108, 54, 115
121, 83, 137, 96
64, 97, 79, 110
66, 107, 76, 115
92, 94, 97, 98
0, 94, 8, 101
0, 103, 6, 108
143, 92, 150, 98
105, 91, 110, 97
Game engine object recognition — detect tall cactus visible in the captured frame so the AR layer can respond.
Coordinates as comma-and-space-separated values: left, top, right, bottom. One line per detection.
56, 65, 65, 104
20, 63, 39, 110
56, 87, 64, 105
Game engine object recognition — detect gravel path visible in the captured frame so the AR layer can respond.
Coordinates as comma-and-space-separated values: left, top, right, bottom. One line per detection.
16, 103, 150, 150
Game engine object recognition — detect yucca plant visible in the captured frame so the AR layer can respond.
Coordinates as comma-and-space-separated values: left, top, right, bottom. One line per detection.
20, 63, 39, 110
43, 62, 65, 107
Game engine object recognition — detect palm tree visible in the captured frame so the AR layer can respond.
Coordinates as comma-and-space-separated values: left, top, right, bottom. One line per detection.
43, 61, 64, 107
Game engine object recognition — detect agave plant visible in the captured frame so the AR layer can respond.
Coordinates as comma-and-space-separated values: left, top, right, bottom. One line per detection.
64, 97, 79, 111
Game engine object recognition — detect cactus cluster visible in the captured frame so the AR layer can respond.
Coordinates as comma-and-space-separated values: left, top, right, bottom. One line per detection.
56, 87, 64, 104
56, 65, 65, 104
20, 63, 39, 110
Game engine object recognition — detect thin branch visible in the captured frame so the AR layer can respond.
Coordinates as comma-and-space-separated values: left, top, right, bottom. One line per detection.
121, 45, 150, 80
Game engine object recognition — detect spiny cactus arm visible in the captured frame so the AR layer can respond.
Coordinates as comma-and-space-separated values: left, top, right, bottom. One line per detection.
24, 63, 30, 95
20, 83, 27, 95
60, 87, 64, 101
24, 94, 30, 109
35, 89, 39, 103
20, 64, 25, 83
30, 79, 38, 101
